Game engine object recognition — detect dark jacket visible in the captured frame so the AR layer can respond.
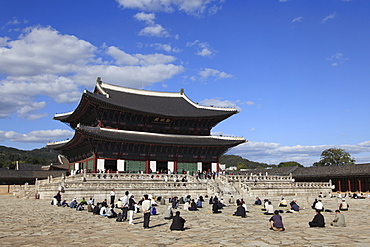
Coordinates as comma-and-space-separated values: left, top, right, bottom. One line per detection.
170, 215, 186, 230
235, 205, 246, 217
310, 213, 325, 227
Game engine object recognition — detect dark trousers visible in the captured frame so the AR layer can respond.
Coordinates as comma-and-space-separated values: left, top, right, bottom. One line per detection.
309, 222, 325, 227
122, 207, 128, 220
143, 212, 151, 228
110, 196, 115, 205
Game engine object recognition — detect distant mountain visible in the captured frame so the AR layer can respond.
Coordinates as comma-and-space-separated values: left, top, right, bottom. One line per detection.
219, 155, 271, 169
0, 145, 268, 171
0, 145, 59, 169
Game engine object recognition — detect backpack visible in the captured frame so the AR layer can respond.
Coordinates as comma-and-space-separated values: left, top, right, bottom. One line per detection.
151, 207, 157, 215
116, 212, 123, 222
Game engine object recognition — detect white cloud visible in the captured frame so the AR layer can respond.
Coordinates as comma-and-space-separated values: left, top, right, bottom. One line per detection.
327, 52, 347, 66
0, 26, 96, 76
139, 24, 170, 37
0, 26, 185, 119
199, 98, 241, 111
228, 141, 370, 166
117, 0, 223, 16
198, 68, 232, 80
0, 129, 74, 143
187, 40, 215, 57
149, 43, 182, 53
133, 12, 156, 24
322, 12, 336, 23
291, 16, 303, 23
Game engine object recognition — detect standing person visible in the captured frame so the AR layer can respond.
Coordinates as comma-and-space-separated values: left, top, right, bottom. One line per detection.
269, 210, 285, 231
120, 191, 129, 221
170, 211, 186, 231
142, 194, 151, 229
330, 210, 346, 227
128, 194, 136, 225
110, 189, 116, 205
309, 210, 325, 227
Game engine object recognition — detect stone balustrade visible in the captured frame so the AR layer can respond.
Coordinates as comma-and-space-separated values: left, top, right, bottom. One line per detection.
15, 173, 333, 201
218, 174, 294, 183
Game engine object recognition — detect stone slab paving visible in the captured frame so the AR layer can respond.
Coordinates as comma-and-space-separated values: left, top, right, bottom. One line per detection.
0, 194, 369, 246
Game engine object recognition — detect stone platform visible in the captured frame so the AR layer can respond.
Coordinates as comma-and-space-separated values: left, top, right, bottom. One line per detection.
0, 194, 369, 246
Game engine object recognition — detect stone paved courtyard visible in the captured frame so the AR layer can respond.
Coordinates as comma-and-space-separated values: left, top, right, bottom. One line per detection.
0, 194, 369, 247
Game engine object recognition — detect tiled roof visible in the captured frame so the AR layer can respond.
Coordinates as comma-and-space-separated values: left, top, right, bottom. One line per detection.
293, 164, 370, 177
243, 164, 370, 177
0, 169, 66, 179
48, 125, 246, 149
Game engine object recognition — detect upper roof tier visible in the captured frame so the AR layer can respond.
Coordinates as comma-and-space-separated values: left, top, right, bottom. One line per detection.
54, 78, 238, 121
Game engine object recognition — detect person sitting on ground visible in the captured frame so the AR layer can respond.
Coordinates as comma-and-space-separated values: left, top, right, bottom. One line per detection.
212, 198, 222, 214
233, 202, 246, 218
315, 199, 324, 212
241, 199, 248, 213
269, 210, 285, 231
93, 203, 101, 215
261, 199, 269, 211
330, 210, 346, 227
309, 210, 325, 227
164, 206, 173, 220
209, 196, 214, 204
196, 198, 203, 208
61, 200, 69, 207
115, 198, 122, 209
107, 204, 118, 218
76, 203, 84, 211
189, 199, 198, 211
311, 199, 318, 209
151, 196, 158, 207
54, 191, 62, 206
288, 199, 300, 213
217, 198, 225, 209
79, 197, 87, 205
264, 201, 274, 215
279, 197, 287, 207
70, 198, 77, 208
170, 211, 186, 231
339, 199, 349, 211
100, 204, 108, 216
87, 197, 94, 205
87, 201, 94, 212
171, 197, 179, 209
254, 197, 262, 205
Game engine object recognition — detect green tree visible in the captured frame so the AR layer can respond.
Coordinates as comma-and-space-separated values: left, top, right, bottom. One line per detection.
313, 148, 355, 166
278, 161, 303, 167
237, 162, 247, 170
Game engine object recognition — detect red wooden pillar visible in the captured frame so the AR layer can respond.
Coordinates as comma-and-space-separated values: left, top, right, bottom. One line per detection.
347, 179, 351, 192
174, 161, 178, 174
358, 179, 362, 192
338, 180, 341, 192
145, 159, 150, 174
93, 154, 97, 173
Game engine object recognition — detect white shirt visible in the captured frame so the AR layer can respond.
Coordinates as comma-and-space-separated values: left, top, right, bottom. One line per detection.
315, 201, 323, 210
266, 204, 274, 214
120, 195, 128, 207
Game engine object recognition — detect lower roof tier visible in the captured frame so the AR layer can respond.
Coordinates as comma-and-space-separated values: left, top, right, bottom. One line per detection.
47, 125, 246, 163
48, 125, 246, 149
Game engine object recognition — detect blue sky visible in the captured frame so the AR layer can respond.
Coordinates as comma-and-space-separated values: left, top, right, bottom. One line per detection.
1, 0, 370, 166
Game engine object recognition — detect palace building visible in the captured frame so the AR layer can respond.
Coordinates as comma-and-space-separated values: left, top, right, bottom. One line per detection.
47, 78, 246, 174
